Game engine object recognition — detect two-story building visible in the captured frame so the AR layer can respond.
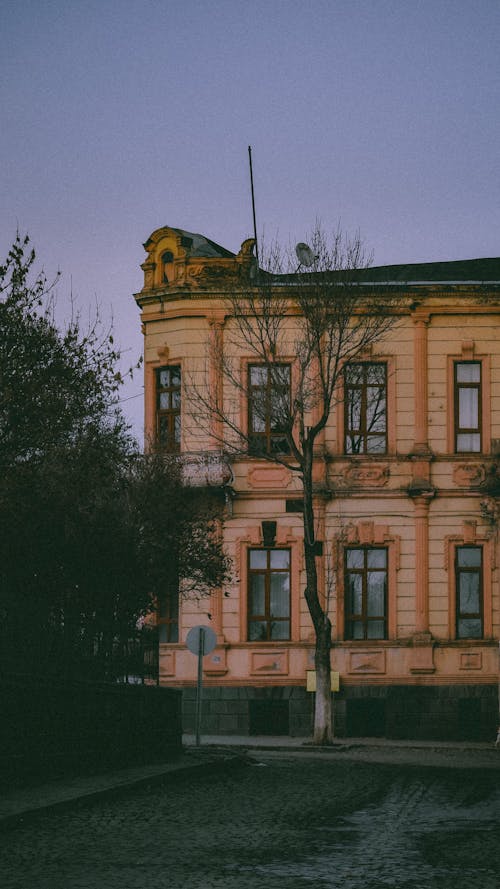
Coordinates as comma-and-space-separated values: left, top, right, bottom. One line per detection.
134, 225, 500, 740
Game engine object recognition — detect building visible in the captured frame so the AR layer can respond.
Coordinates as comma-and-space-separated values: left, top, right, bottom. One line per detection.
134, 225, 500, 741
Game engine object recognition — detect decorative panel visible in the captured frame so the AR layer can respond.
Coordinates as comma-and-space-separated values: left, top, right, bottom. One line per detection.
348, 649, 386, 674
249, 649, 289, 675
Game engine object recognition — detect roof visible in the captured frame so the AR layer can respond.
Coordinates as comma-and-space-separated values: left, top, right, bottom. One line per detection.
170, 228, 235, 260
353, 257, 500, 284
274, 255, 500, 287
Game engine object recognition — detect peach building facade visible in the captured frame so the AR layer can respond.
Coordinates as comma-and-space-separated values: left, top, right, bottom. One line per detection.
134, 226, 500, 740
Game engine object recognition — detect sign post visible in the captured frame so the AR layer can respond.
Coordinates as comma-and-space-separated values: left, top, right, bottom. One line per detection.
186, 625, 217, 746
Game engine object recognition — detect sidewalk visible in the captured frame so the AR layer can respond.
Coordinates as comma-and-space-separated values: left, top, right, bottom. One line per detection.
1, 735, 498, 828
182, 733, 497, 752
0, 748, 242, 829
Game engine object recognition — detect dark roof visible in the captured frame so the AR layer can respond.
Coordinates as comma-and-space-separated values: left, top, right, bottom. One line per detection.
171, 228, 235, 259
350, 257, 500, 284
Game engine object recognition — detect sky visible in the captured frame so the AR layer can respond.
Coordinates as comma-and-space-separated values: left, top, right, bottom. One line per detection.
2, 0, 500, 441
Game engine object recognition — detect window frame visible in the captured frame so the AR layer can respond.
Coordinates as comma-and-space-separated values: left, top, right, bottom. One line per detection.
155, 365, 181, 453
247, 363, 291, 456
446, 352, 490, 456
247, 547, 291, 642
344, 361, 388, 455
454, 360, 482, 453
344, 546, 388, 641
455, 545, 483, 639
157, 589, 179, 644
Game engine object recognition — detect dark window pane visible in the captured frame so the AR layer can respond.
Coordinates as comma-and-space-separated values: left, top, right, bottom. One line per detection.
248, 548, 291, 642
345, 365, 363, 385
456, 433, 480, 452
347, 574, 363, 615
366, 364, 386, 385
251, 412, 266, 433
158, 416, 169, 444
250, 550, 267, 569
458, 618, 482, 639
459, 573, 480, 613
367, 619, 385, 639
249, 621, 267, 641
270, 620, 290, 640
270, 550, 290, 569
270, 435, 289, 454
250, 574, 265, 614
366, 435, 386, 453
270, 574, 290, 617
367, 572, 386, 616
346, 549, 364, 569
456, 362, 480, 383
457, 547, 482, 568
459, 388, 478, 428
346, 434, 363, 454
174, 415, 181, 442
250, 365, 268, 385
345, 363, 387, 455
248, 364, 290, 455
348, 391, 362, 430
367, 550, 387, 569
367, 391, 386, 431
345, 547, 388, 640
351, 621, 364, 640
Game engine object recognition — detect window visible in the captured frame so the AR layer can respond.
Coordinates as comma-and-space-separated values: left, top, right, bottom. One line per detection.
161, 250, 174, 284
345, 547, 387, 640
248, 548, 291, 641
248, 364, 291, 455
157, 589, 179, 643
156, 366, 181, 452
345, 363, 387, 454
456, 546, 483, 638
454, 362, 481, 452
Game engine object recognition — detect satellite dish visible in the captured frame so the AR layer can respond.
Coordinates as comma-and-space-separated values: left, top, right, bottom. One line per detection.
295, 242, 315, 268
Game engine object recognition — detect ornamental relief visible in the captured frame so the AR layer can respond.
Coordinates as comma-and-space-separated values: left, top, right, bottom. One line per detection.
341, 463, 389, 486
453, 463, 487, 487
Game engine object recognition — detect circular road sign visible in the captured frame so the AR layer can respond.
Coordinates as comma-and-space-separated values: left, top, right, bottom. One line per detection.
186, 625, 217, 656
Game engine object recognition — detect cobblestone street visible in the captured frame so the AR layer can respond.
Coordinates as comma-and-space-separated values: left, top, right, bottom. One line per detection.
1, 751, 499, 889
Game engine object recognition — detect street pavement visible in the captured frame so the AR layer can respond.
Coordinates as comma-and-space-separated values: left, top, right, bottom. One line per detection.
1, 737, 499, 888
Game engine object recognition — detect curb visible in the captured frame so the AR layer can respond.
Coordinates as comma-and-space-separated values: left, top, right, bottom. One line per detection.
0, 752, 248, 832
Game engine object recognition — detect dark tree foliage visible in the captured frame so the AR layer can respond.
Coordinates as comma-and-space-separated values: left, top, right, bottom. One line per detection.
0, 236, 229, 679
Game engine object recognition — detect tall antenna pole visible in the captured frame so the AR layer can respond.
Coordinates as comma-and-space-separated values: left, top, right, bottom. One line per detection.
248, 145, 260, 271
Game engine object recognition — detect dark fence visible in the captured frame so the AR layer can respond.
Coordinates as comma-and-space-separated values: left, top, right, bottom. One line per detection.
0, 626, 159, 685
0, 673, 181, 787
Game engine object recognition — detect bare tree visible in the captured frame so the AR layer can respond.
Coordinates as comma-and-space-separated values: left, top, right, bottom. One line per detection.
193, 224, 402, 744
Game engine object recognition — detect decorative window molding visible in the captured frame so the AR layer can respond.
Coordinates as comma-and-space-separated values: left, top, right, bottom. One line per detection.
247, 363, 291, 456
144, 356, 182, 449
155, 365, 182, 453
235, 526, 301, 643
445, 522, 493, 639
334, 522, 400, 640
447, 345, 490, 455
336, 356, 396, 456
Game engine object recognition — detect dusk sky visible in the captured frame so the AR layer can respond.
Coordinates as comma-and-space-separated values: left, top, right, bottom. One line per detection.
2, 0, 499, 440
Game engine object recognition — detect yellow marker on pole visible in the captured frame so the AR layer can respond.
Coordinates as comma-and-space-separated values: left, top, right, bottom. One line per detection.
306, 670, 340, 693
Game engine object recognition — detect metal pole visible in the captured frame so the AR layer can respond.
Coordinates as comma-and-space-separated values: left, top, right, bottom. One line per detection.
248, 145, 260, 271
195, 628, 204, 746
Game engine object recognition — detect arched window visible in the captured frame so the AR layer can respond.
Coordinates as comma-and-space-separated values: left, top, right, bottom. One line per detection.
161, 250, 174, 283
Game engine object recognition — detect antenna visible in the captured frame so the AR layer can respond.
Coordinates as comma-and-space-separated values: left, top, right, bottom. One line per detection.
295, 242, 315, 268
248, 146, 260, 272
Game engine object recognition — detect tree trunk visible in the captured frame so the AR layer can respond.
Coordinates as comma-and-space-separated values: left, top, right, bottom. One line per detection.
313, 614, 333, 744
302, 444, 334, 745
